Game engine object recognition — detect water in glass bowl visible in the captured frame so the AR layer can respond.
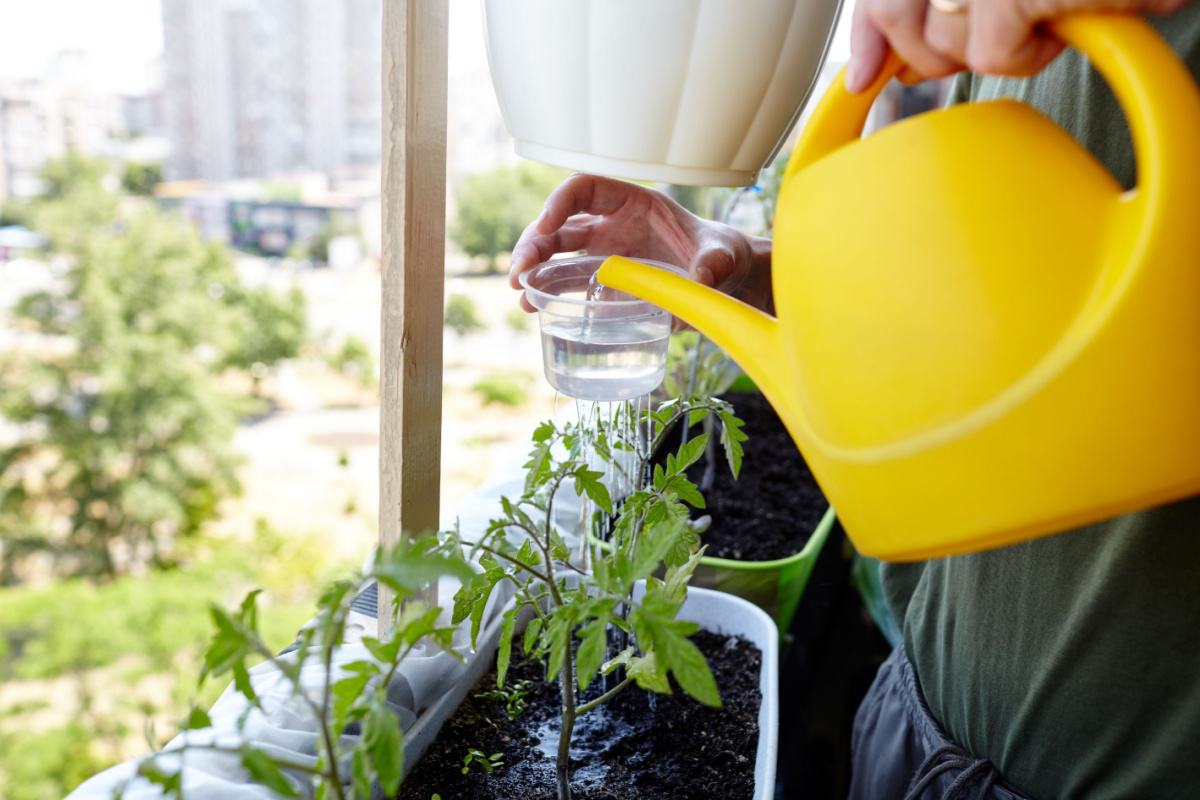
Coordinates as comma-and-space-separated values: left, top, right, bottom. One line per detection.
539, 316, 669, 401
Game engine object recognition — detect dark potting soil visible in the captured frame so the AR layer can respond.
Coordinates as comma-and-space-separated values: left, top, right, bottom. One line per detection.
396, 630, 762, 800
688, 391, 828, 562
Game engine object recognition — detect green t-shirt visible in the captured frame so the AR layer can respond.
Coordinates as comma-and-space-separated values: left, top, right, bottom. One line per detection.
880, 8, 1200, 799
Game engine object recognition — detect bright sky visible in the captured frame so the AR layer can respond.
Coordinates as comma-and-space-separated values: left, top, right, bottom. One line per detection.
0, 0, 855, 94
0, 0, 163, 92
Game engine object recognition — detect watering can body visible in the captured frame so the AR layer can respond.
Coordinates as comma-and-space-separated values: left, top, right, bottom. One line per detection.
599, 15, 1200, 561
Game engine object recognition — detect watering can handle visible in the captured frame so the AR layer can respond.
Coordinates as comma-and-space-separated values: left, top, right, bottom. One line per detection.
786, 12, 1200, 207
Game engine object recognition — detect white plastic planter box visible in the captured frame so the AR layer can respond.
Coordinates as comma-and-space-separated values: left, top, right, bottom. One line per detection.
400, 585, 780, 797
483, 0, 844, 186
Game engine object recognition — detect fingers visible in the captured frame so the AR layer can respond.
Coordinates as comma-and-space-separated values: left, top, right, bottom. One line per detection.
535, 173, 644, 234
847, 1, 891, 92
509, 219, 595, 290
924, 2, 969, 64
966, 0, 1064, 76
848, 0, 963, 93
689, 246, 738, 290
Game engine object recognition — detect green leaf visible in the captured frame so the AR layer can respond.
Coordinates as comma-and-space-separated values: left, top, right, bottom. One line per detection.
667, 434, 708, 476
203, 605, 246, 676
497, 606, 519, 688
363, 698, 404, 795
232, 660, 259, 708
602, 647, 671, 694
183, 706, 212, 731
719, 410, 748, 479
523, 439, 554, 494
241, 746, 299, 797
575, 604, 612, 691
631, 502, 688, 581
532, 420, 555, 443
523, 615, 543, 655
631, 595, 720, 708
661, 629, 721, 707
352, 746, 372, 800
661, 548, 704, 609
544, 613, 571, 682
664, 475, 705, 509
573, 465, 613, 515
137, 760, 182, 798
395, 602, 443, 649
373, 537, 474, 598
362, 636, 401, 665
239, 589, 263, 628
332, 673, 372, 727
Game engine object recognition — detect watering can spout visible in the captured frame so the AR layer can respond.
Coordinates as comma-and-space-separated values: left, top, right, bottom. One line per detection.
596, 256, 802, 428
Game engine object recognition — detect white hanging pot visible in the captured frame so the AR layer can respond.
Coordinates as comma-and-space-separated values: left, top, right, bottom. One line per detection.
482, 0, 845, 187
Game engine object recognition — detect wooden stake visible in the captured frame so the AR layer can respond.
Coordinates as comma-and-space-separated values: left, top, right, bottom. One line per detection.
379, 0, 447, 635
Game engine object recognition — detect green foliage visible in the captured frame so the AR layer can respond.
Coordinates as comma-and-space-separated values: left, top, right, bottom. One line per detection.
477, 678, 532, 722
505, 306, 532, 334
0, 157, 307, 581
756, 150, 790, 235
461, 749, 504, 774
452, 162, 568, 271
122, 162, 164, 197
666, 184, 713, 219
328, 335, 376, 387
449, 395, 746, 799
444, 293, 486, 337
472, 374, 529, 407
39, 153, 111, 200
0, 722, 111, 800
0, 525, 333, 800
658, 332, 742, 400
142, 534, 474, 800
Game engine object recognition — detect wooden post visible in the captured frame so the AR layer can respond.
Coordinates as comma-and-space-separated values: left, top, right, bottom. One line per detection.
379, 0, 448, 635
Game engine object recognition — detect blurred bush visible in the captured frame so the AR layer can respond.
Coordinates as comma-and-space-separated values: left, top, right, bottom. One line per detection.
327, 334, 376, 387
121, 161, 163, 197
443, 292, 486, 338
505, 306, 532, 334
0, 522, 343, 800
452, 161, 568, 272
0, 156, 308, 583
472, 374, 529, 407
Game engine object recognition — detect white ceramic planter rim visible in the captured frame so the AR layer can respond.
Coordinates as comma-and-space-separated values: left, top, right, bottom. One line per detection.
399, 584, 779, 798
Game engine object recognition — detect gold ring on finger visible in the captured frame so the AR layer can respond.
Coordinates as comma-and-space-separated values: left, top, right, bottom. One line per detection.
929, 0, 968, 13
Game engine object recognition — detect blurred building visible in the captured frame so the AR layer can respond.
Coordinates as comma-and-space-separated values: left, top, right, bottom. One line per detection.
162, 0, 382, 182
0, 50, 117, 202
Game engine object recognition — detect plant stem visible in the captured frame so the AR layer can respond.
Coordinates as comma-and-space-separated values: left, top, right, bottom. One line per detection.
576, 676, 633, 715
556, 650, 576, 800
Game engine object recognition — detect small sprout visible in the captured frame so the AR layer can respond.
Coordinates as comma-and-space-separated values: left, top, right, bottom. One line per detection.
461, 748, 504, 774
477, 679, 533, 721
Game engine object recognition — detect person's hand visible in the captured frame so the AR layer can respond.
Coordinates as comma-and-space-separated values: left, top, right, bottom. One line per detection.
509, 174, 772, 313
845, 0, 1192, 94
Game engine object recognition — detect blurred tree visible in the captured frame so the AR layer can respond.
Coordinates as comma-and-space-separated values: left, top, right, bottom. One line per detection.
452, 161, 568, 272
0, 157, 308, 582
39, 152, 111, 200
121, 161, 164, 197
666, 184, 713, 219
328, 334, 376, 387
443, 293, 486, 337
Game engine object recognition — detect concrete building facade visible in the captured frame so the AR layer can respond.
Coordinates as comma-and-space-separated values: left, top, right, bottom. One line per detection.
162, 0, 381, 181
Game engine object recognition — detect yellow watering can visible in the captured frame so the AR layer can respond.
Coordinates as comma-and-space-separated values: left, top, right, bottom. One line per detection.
597, 13, 1200, 562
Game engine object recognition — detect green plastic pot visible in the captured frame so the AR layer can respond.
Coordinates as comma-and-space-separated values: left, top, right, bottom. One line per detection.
590, 505, 836, 635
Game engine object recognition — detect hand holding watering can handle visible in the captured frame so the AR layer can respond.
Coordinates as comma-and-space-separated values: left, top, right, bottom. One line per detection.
786, 13, 1200, 212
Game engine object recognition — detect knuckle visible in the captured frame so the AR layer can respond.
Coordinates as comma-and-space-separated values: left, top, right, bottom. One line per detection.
872, 0, 908, 29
